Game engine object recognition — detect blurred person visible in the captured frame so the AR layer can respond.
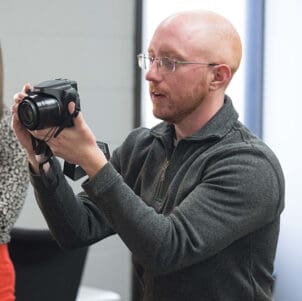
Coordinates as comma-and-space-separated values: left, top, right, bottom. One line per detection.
0, 45, 29, 300
12, 10, 284, 301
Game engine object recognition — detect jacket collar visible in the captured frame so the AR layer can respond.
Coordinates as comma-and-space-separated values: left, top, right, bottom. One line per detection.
150, 95, 239, 142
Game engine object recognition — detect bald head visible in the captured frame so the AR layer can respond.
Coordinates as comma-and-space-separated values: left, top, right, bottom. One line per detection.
154, 10, 242, 75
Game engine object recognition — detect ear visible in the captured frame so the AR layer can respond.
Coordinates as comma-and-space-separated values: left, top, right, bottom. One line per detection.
209, 64, 232, 91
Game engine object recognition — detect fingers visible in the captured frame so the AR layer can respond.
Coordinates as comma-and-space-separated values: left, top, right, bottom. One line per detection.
68, 101, 75, 114
31, 128, 56, 141
67, 101, 86, 129
12, 83, 32, 116
11, 108, 20, 128
14, 83, 31, 101
13, 91, 26, 104
22, 83, 32, 94
11, 93, 25, 119
13, 83, 32, 107
72, 111, 85, 130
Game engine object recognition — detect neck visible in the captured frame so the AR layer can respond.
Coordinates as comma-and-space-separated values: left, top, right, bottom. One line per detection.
174, 95, 224, 140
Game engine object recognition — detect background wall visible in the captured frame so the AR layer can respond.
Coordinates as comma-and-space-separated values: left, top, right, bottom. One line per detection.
0, 1, 135, 300
263, 0, 302, 300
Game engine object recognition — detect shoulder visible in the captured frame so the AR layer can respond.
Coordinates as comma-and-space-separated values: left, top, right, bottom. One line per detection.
205, 119, 285, 189
215, 123, 284, 181
207, 126, 285, 209
125, 126, 153, 143
112, 127, 154, 162
110, 124, 167, 175
117, 125, 161, 155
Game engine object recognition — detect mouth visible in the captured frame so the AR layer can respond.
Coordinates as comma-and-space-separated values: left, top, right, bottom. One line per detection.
150, 90, 167, 101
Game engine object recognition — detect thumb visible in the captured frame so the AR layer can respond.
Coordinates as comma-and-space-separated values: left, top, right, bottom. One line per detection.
68, 101, 76, 114
68, 102, 85, 128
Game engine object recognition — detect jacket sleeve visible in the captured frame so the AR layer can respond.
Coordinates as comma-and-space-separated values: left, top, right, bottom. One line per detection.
30, 157, 115, 249
82, 145, 284, 275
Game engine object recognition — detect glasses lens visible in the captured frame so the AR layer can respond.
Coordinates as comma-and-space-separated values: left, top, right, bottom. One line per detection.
137, 55, 176, 72
161, 57, 175, 72
137, 54, 150, 70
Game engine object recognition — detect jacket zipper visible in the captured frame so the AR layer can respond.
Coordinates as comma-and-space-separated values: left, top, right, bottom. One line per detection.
154, 159, 170, 202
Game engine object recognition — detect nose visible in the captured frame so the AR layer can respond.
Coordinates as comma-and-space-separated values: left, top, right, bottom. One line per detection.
145, 60, 163, 82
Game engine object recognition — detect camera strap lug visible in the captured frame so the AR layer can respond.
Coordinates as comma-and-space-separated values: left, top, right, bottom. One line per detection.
31, 135, 53, 164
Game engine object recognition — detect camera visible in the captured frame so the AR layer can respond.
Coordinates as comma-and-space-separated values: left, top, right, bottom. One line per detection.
17, 78, 110, 180
18, 79, 80, 131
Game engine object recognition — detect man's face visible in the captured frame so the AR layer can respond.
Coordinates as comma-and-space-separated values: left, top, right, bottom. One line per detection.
145, 22, 213, 125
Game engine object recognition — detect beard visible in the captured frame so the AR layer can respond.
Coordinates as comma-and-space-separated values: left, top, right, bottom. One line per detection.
149, 73, 208, 124
152, 96, 205, 124
152, 85, 207, 124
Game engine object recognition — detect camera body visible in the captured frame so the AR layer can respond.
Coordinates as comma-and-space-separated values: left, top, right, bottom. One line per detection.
17, 78, 110, 180
18, 79, 80, 131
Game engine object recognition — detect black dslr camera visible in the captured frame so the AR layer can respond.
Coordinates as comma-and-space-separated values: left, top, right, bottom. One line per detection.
18, 78, 80, 131
18, 79, 110, 180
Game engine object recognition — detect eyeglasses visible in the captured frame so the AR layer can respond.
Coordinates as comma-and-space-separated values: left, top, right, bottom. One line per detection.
137, 53, 218, 73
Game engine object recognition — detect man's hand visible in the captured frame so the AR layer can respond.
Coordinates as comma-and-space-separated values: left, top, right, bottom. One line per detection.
11, 83, 33, 154
38, 102, 108, 178
12, 84, 107, 178
11, 83, 43, 172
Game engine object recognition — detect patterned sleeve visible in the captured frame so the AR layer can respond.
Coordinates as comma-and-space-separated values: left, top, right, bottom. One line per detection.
0, 106, 29, 243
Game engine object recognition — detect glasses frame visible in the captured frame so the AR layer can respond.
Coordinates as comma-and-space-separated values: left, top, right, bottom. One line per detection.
137, 53, 218, 73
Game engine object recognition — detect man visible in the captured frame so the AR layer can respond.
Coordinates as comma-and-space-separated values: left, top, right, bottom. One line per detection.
12, 10, 284, 301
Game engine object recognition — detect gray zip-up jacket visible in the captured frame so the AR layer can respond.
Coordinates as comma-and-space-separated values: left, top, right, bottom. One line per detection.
31, 96, 285, 301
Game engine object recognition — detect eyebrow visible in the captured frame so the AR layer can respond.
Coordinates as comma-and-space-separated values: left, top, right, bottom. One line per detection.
147, 49, 187, 60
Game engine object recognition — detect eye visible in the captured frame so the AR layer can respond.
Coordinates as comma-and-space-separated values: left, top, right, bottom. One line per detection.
161, 57, 175, 71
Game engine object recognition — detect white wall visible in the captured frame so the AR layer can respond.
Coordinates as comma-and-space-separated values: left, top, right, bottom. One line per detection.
263, 0, 302, 300
0, 1, 135, 300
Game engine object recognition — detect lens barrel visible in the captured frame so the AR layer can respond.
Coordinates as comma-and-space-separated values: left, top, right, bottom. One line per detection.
18, 94, 61, 130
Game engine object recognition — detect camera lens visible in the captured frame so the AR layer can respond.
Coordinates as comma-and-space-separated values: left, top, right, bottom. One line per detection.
22, 105, 35, 123
18, 95, 61, 130
18, 100, 39, 130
